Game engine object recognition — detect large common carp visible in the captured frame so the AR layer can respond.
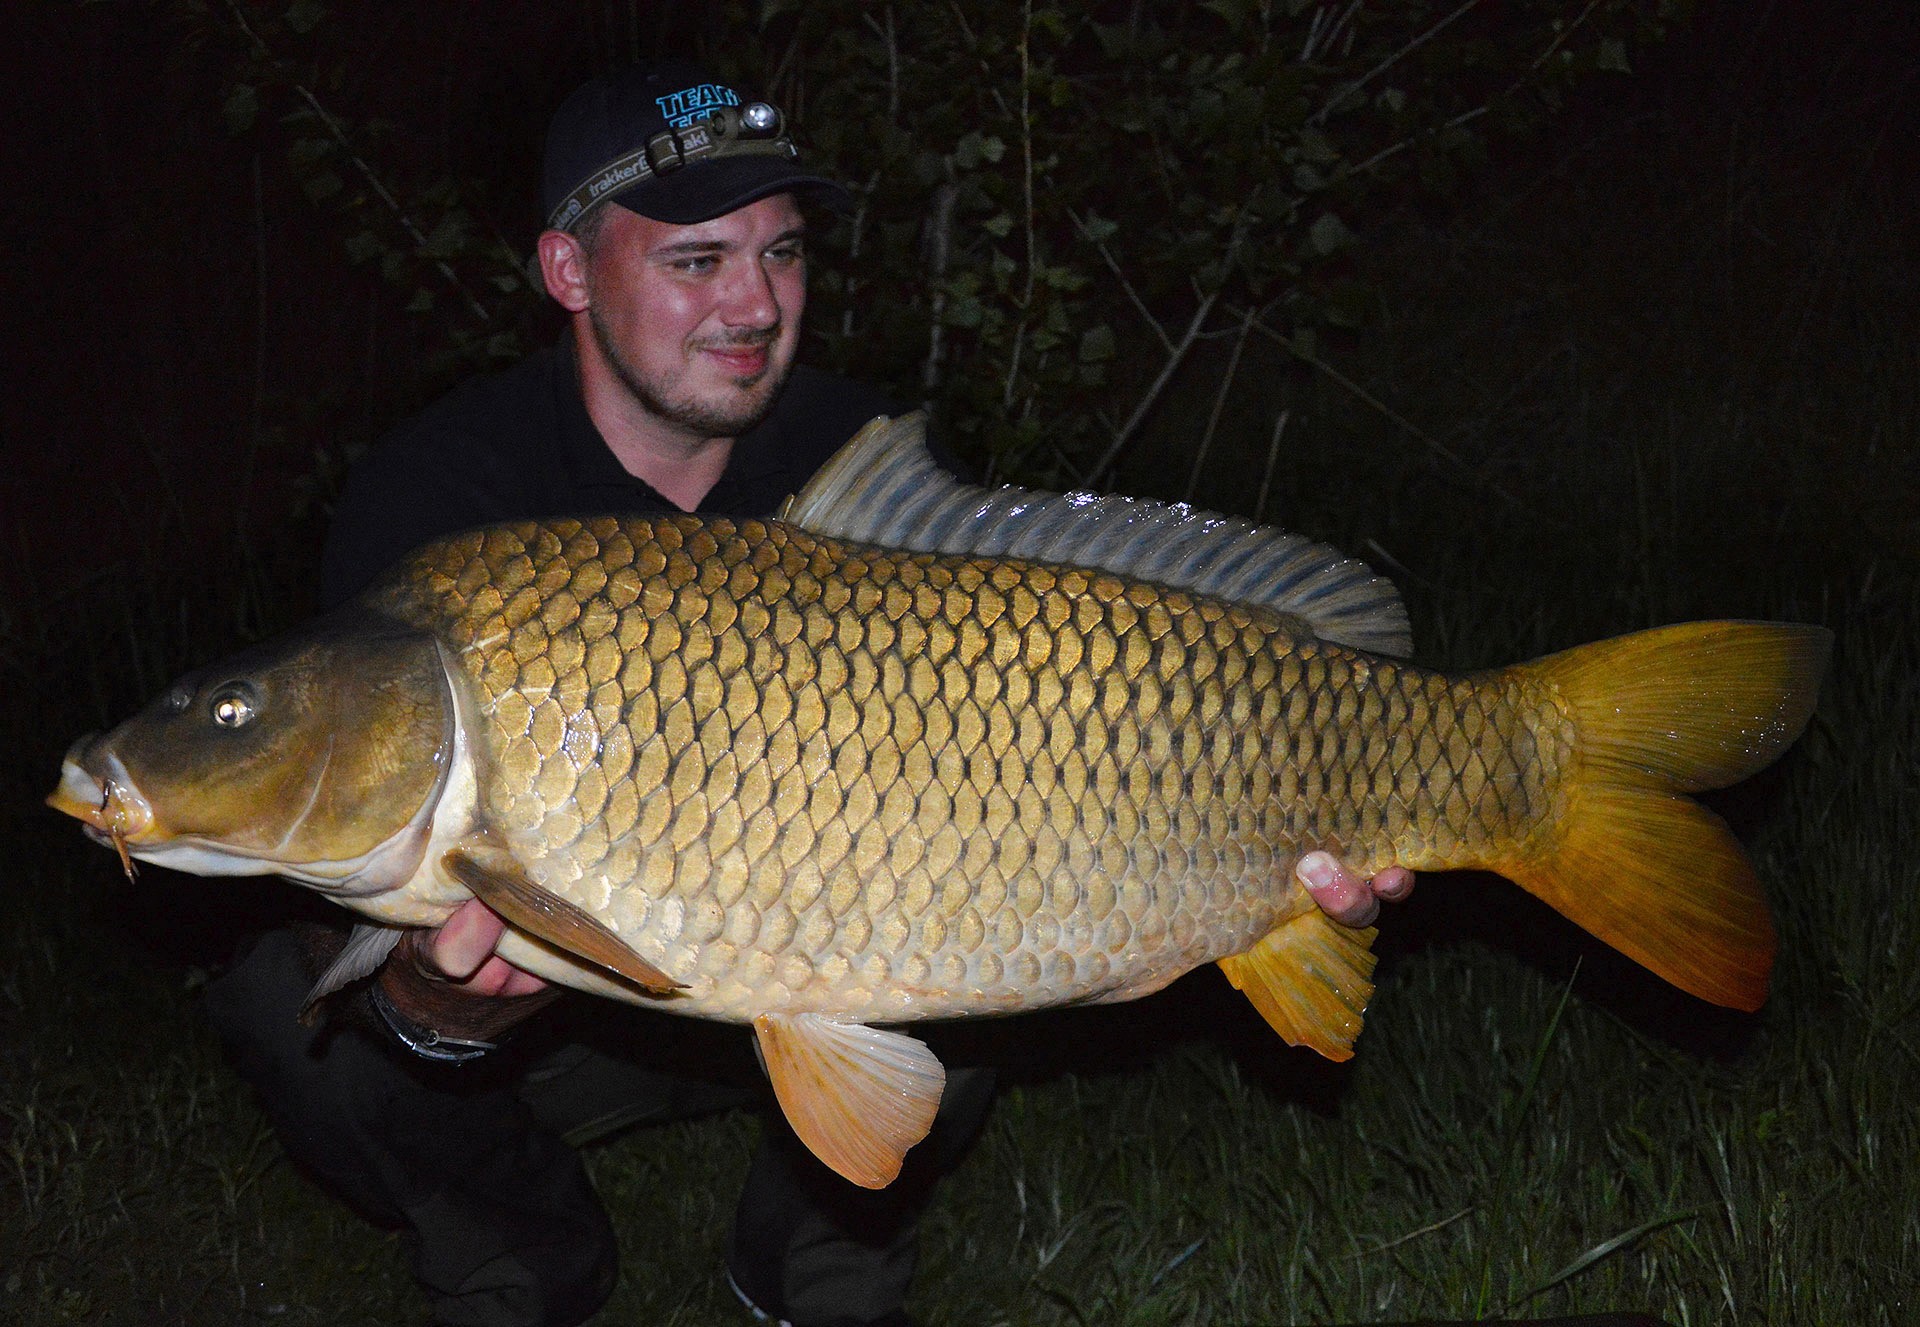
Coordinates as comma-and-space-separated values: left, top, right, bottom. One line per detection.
49, 414, 1828, 1188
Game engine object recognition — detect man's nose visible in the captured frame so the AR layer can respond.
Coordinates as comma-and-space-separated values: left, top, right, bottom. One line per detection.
718, 260, 781, 328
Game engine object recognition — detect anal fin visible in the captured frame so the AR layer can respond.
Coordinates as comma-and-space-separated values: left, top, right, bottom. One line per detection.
1217, 911, 1378, 1061
442, 845, 681, 995
753, 1013, 946, 1189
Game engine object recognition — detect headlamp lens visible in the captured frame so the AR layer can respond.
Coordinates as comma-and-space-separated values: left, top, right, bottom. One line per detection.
546, 99, 799, 232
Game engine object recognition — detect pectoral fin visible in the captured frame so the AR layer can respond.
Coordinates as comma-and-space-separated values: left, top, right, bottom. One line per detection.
442, 846, 681, 995
300, 922, 405, 1021
1217, 911, 1378, 1061
752, 1013, 946, 1189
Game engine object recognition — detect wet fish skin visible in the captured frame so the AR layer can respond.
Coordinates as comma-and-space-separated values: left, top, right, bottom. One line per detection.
52, 613, 456, 902
48, 417, 1829, 1187
364, 511, 1674, 1023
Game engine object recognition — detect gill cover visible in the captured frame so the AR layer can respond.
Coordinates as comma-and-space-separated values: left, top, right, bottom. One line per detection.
98, 606, 455, 881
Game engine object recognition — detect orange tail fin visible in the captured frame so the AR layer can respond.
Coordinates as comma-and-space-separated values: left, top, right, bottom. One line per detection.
1496, 620, 1830, 1011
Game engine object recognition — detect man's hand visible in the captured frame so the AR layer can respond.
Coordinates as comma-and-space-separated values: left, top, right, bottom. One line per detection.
1297, 851, 1416, 928
377, 900, 559, 1046
410, 899, 551, 997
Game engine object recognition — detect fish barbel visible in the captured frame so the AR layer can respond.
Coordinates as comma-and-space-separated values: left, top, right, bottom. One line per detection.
48, 414, 1829, 1187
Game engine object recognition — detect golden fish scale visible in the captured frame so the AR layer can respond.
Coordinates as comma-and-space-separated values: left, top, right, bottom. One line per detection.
384, 516, 1566, 1023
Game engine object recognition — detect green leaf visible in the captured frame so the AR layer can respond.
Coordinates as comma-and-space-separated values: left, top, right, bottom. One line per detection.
1079, 212, 1119, 243
1078, 324, 1116, 363
953, 132, 1007, 169
982, 212, 1014, 238
404, 288, 434, 314
944, 295, 985, 328
421, 213, 469, 259
342, 230, 384, 265
288, 137, 333, 166
1309, 211, 1354, 255
1294, 127, 1339, 164
1596, 38, 1631, 73
1039, 264, 1089, 292
301, 170, 343, 203
284, 0, 326, 34
221, 84, 258, 135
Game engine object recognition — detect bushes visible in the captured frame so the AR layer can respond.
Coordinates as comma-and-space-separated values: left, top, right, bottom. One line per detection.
189, 0, 1676, 490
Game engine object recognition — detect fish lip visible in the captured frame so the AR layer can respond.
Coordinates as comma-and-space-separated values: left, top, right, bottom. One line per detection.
46, 744, 157, 840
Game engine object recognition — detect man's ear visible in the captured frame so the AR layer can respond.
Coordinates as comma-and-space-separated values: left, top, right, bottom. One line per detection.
537, 229, 590, 312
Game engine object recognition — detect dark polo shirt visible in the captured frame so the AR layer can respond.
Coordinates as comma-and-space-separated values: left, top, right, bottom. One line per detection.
321, 340, 899, 609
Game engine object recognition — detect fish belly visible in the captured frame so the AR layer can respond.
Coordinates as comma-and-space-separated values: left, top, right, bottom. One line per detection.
381, 516, 1561, 1022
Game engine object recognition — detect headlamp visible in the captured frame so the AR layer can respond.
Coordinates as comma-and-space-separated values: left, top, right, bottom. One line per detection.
546, 101, 796, 233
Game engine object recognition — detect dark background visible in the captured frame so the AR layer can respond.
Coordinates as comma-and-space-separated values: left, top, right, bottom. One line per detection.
2, 7, 1916, 1320
4, 0, 1913, 1064
7, 1, 1915, 612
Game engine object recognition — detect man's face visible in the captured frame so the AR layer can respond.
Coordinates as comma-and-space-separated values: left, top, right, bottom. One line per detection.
579, 193, 808, 440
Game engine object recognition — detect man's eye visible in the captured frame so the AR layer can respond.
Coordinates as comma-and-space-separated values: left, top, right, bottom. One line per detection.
767, 245, 805, 265
674, 256, 720, 275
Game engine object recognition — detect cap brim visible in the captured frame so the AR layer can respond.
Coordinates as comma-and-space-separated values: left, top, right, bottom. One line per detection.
607, 156, 853, 225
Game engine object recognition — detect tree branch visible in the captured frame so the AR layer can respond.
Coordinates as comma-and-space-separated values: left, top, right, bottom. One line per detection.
1313, 0, 1484, 125
219, 0, 491, 324
1087, 287, 1220, 484
1238, 307, 1524, 512
1069, 208, 1173, 354
1185, 305, 1256, 501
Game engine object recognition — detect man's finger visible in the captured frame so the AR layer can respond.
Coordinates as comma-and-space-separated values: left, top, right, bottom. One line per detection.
1373, 866, 1417, 902
1297, 850, 1380, 928
483, 960, 551, 998
430, 900, 508, 980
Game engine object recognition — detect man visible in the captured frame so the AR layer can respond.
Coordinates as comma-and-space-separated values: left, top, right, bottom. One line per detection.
206, 59, 1411, 1327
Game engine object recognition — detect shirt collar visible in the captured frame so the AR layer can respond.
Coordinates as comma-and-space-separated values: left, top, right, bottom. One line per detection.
551, 339, 659, 497
552, 336, 808, 514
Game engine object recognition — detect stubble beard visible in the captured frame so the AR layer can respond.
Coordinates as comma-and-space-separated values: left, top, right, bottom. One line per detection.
589, 305, 788, 440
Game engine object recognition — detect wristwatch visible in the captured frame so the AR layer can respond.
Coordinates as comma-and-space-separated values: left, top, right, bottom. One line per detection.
369, 982, 499, 1064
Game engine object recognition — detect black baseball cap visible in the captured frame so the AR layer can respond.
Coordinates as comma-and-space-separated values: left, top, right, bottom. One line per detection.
541, 60, 852, 232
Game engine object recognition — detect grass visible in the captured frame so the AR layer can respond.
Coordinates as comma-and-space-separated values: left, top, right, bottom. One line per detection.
5, 13, 1918, 1327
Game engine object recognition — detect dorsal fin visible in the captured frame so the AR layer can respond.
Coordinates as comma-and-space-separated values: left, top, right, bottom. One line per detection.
780, 413, 1412, 657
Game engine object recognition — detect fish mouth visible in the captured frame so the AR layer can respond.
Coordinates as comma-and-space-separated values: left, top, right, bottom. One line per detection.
48, 741, 153, 833
48, 739, 158, 879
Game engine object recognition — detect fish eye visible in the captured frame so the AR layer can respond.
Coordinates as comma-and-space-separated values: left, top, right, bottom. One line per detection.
208, 683, 259, 728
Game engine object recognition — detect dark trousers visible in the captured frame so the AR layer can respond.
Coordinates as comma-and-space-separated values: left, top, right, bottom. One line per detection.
204, 929, 994, 1327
